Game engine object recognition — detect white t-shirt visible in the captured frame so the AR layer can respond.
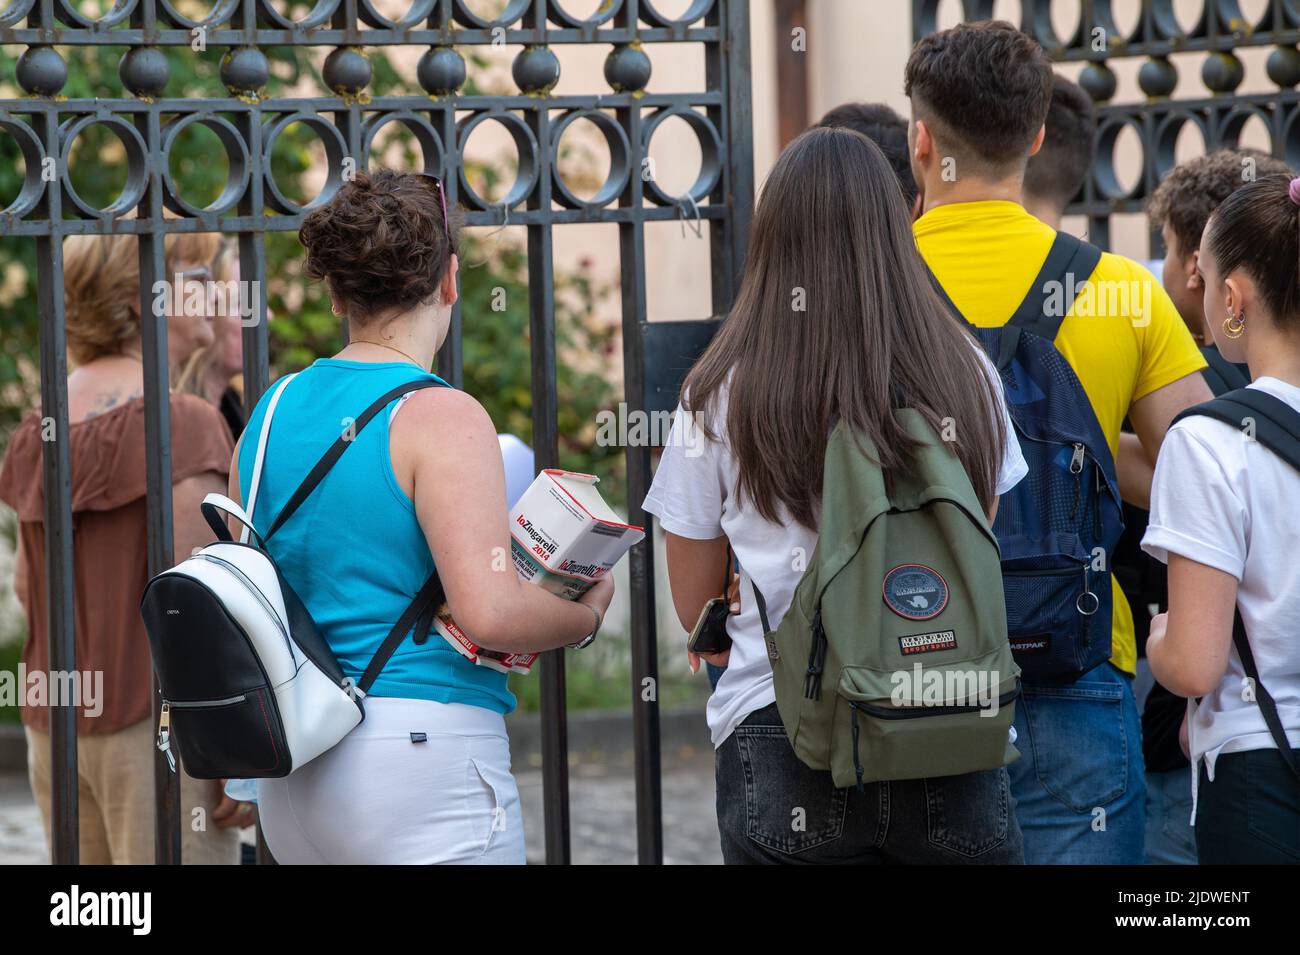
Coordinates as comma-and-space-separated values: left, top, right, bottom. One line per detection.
643, 351, 1028, 747
1141, 376, 1300, 813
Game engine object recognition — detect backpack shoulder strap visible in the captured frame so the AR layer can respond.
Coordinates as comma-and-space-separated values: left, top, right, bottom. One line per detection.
1176, 387, 1300, 782
357, 571, 447, 696
264, 377, 446, 541
928, 265, 965, 324
1199, 345, 1251, 396
1231, 609, 1300, 783
926, 235, 1102, 370
1173, 388, 1300, 472
1007, 231, 1103, 342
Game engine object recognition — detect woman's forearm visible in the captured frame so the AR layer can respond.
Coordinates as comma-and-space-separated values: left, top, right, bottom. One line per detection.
466, 579, 598, 654
1151, 555, 1238, 698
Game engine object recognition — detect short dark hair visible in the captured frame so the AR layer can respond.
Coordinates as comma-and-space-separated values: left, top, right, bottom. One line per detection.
814, 102, 918, 205
1149, 148, 1294, 256
1023, 75, 1096, 208
904, 20, 1052, 175
1207, 174, 1300, 322
300, 169, 460, 324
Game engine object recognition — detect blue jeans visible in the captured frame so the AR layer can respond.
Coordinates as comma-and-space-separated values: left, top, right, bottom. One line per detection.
715, 704, 1023, 864
1144, 768, 1197, 865
706, 663, 726, 690
1008, 661, 1146, 864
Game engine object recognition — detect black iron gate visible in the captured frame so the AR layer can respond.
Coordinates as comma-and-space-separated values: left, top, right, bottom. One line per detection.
1, 0, 752, 864
915, 0, 1300, 253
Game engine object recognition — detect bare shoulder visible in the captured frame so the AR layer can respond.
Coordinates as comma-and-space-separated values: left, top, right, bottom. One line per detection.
389, 386, 498, 463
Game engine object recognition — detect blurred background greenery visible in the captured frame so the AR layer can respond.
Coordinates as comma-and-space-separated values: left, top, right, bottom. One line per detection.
0, 42, 700, 721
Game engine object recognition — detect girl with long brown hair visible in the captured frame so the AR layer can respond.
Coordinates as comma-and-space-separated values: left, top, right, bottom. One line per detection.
644, 126, 1027, 863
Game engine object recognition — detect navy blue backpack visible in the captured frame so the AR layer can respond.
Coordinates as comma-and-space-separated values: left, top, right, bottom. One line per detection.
934, 231, 1125, 683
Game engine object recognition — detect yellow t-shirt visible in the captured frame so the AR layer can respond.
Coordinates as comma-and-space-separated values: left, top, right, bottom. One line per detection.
915, 200, 1207, 675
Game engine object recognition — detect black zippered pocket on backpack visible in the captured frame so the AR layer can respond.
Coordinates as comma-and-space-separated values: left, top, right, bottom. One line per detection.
161, 687, 287, 779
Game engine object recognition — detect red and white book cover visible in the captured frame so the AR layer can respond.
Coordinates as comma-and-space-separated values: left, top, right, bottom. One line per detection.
433, 469, 644, 674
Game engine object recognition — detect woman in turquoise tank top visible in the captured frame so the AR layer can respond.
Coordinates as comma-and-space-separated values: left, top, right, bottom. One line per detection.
227, 171, 614, 864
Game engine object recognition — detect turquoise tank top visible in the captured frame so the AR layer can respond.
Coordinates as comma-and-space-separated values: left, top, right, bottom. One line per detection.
238, 359, 514, 714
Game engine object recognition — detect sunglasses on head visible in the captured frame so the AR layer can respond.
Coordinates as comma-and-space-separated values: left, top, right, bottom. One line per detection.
415, 172, 453, 248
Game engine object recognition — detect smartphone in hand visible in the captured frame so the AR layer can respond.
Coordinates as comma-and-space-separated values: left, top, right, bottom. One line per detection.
687, 597, 733, 655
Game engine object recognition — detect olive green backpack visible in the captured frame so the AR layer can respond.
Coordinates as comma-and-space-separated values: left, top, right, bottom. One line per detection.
752, 409, 1021, 790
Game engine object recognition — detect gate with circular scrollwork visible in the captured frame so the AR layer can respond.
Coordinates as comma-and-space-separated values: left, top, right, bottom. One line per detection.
1, 0, 753, 865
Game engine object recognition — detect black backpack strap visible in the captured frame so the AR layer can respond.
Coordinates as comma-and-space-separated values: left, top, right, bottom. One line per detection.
1176, 388, 1300, 781
751, 579, 772, 635
357, 572, 447, 695
1199, 344, 1251, 396
1007, 231, 1102, 342
926, 234, 1102, 370
928, 265, 963, 323
264, 378, 445, 541
1173, 388, 1300, 471
1231, 609, 1300, 784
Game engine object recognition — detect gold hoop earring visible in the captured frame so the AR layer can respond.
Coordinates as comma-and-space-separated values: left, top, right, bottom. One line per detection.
1223, 308, 1247, 340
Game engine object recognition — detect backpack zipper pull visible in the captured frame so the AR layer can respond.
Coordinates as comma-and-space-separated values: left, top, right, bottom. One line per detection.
850, 703, 865, 794
804, 608, 827, 701
1069, 443, 1086, 520
1069, 443, 1086, 474
156, 702, 176, 774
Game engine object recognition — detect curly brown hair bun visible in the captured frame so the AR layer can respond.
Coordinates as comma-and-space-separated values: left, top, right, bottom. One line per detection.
299, 169, 460, 324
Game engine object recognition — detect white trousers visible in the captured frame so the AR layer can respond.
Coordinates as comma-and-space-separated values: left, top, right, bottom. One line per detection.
258, 697, 526, 864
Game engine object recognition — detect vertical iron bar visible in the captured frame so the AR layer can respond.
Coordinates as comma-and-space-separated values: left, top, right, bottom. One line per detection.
714, 0, 755, 304
523, 0, 570, 862
233, 90, 274, 862
621, 227, 662, 866
618, 0, 663, 867
239, 228, 270, 408
437, 101, 464, 388
34, 104, 78, 863
134, 102, 181, 865
26, 0, 79, 870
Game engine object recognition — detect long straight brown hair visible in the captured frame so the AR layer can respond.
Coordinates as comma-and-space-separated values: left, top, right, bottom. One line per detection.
682, 125, 1006, 529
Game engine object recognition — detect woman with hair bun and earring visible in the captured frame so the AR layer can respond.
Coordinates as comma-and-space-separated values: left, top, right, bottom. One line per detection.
1143, 174, 1300, 863
229, 170, 614, 864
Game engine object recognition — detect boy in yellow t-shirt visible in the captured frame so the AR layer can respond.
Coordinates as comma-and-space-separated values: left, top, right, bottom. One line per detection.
906, 22, 1210, 865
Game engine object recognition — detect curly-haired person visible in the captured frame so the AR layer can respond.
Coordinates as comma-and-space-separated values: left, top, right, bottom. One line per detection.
228, 170, 614, 864
1149, 148, 1293, 347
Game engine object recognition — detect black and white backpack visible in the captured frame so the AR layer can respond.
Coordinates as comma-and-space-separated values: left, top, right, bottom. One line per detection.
140, 373, 447, 779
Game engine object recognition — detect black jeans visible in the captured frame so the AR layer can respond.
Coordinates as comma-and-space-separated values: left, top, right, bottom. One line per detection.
1196, 749, 1300, 864
715, 703, 1024, 864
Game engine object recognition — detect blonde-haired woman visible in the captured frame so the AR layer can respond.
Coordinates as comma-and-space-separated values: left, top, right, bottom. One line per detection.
176, 239, 250, 440
0, 231, 246, 863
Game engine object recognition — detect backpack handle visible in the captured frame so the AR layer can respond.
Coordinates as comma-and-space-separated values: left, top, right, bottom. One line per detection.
201, 493, 266, 549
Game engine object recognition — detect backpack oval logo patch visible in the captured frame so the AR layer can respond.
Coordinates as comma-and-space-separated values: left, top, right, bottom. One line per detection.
882, 564, 949, 621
